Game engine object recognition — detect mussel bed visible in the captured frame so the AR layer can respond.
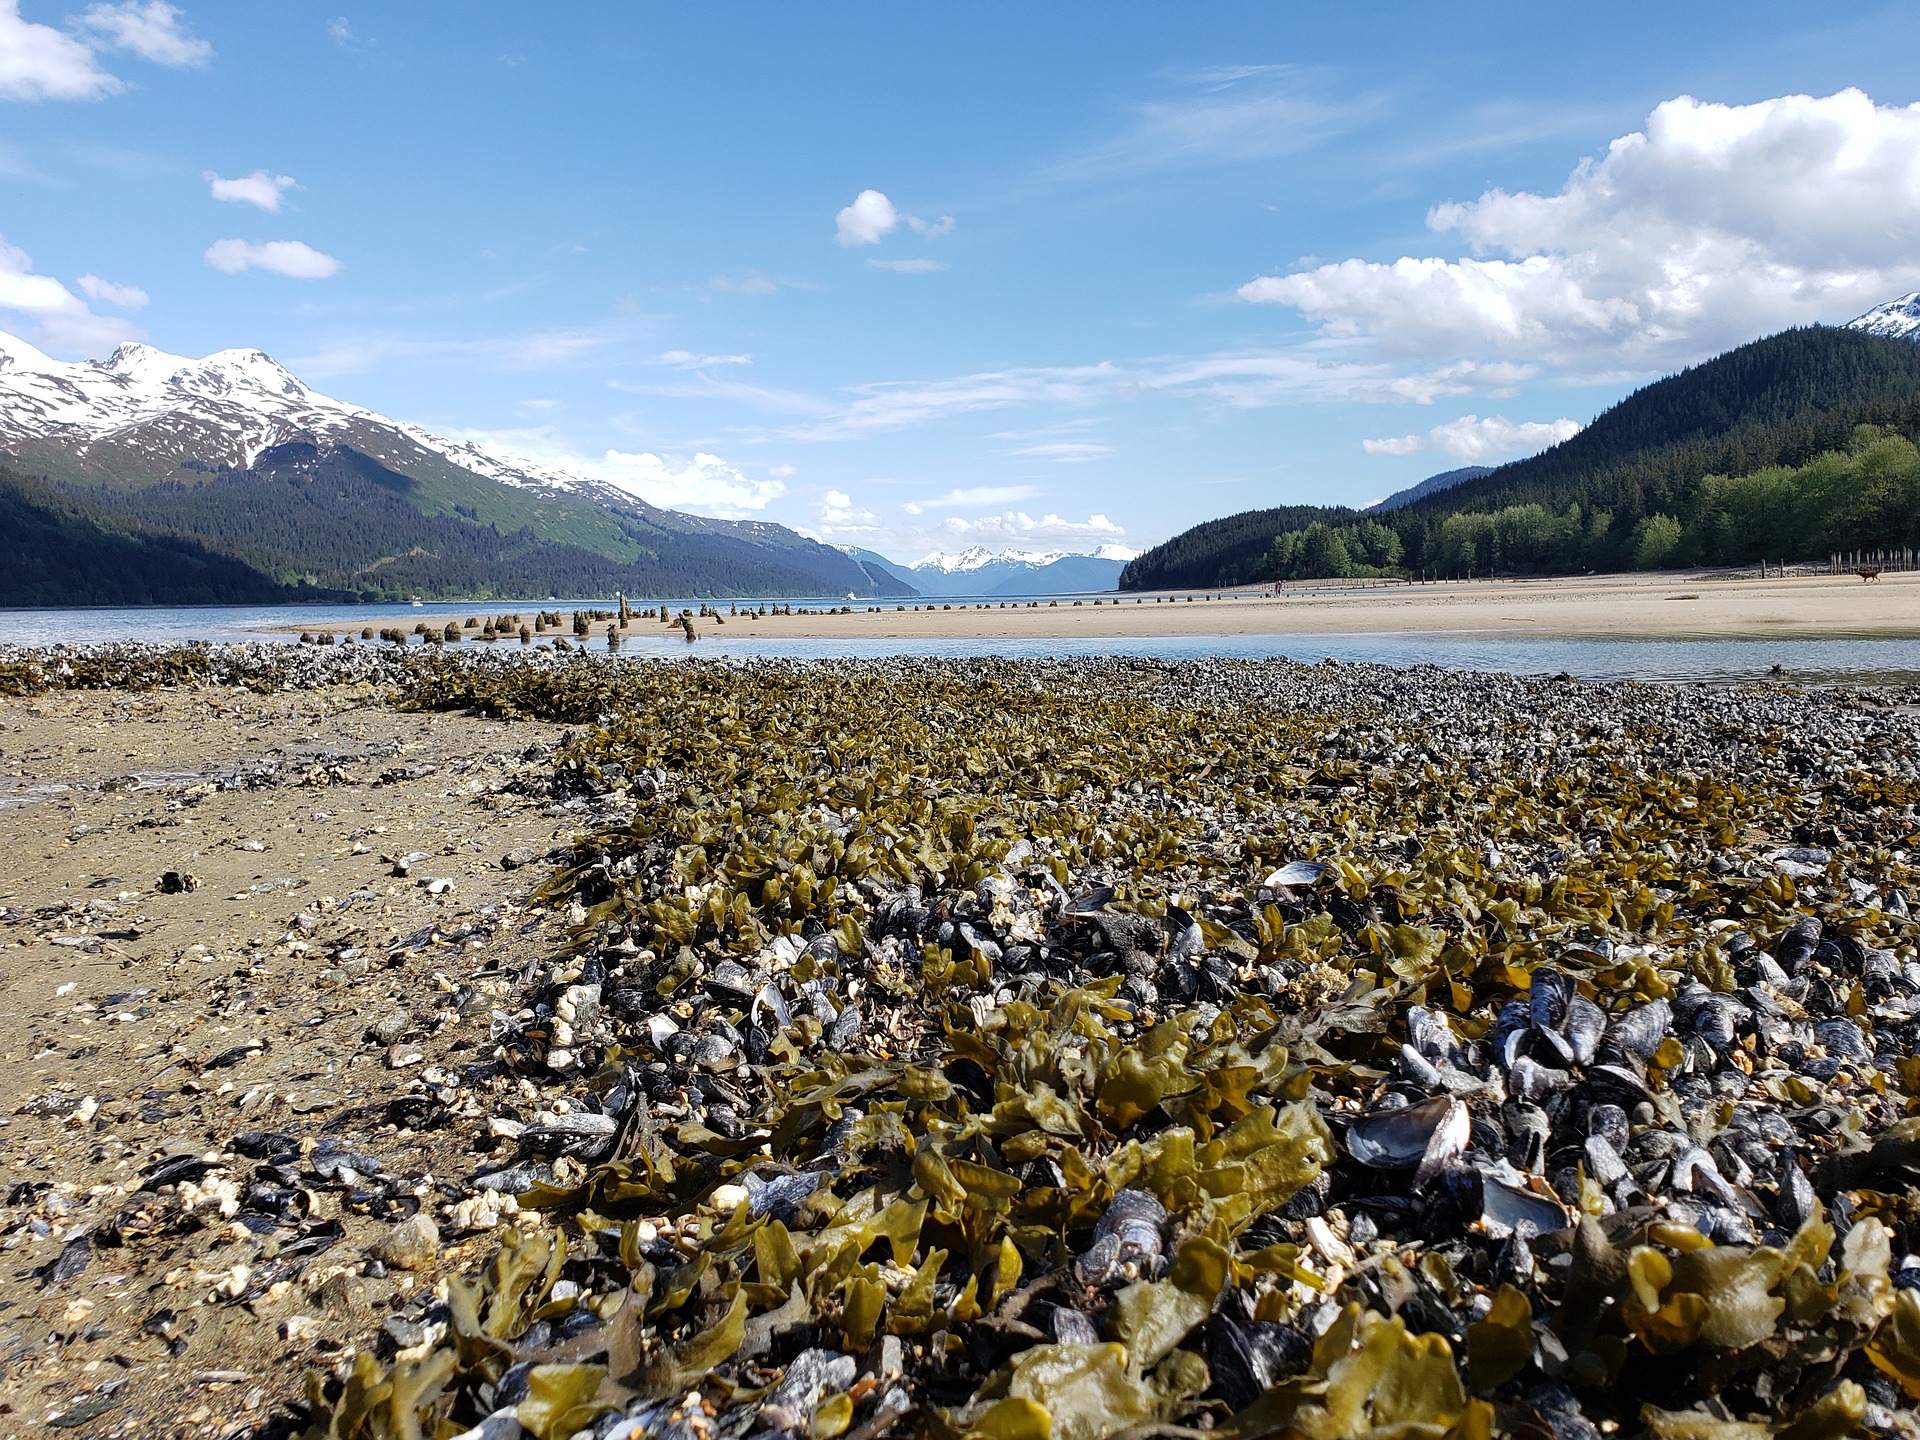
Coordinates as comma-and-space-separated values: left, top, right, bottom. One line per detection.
255, 652, 1920, 1440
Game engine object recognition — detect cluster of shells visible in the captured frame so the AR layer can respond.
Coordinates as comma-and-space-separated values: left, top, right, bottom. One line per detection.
18, 645, 1920, 1440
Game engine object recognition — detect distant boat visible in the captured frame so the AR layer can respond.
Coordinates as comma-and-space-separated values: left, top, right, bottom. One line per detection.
411, 600, 422, 607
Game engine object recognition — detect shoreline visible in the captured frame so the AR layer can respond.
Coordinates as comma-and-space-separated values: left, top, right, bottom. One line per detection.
231, 569, 1920, 644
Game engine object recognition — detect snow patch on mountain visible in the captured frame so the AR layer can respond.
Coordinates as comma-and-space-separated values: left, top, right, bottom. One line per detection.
910, 542, 1139, 572
0, 329, 643, 509
1846, 291, 1920, 342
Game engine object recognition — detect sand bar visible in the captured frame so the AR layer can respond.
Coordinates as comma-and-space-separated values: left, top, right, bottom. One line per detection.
253, 569, 1920, 644
683, 568, 1920, 641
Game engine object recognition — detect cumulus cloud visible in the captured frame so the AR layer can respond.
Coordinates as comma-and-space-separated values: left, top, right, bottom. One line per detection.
814, 488, 881, 536
932, 511, 1128, 548
75, 272, 147, 308
835, 189, 899, 246
0, 0, 207, 103
1241, 89, 1920, 374
0, 235, 140, 350
868, 258, 946, 273
588, 449, 785, 516
0, 1, 118, 100
1362, 414, 1582, 459
834, 188, 953, 252
768, 464, 796, 478
444, 429, 785, 518
77, 2, 210, 66
207, 169, 296, 211
204, 238, 339, 278
902, 485, 1040, 516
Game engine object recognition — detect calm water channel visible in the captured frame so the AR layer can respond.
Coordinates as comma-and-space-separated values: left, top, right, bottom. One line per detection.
2, 600, 1919, 685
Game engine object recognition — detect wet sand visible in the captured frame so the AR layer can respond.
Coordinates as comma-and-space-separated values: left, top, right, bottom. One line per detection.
720, 569, 1920, 641
252, 570, 1920, 645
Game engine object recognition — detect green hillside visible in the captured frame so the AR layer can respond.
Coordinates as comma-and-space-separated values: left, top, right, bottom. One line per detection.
29, 441, 893, 600
1122, 326, 1920, 587
0, 466, 325, 607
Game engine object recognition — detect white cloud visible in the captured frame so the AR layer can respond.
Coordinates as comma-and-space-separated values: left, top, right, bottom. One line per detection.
768, 463, 796, 478
589, 449, 784, 515
656, 348, 751, 368
1009, 440, 1112, 463
443, 428, 785, 518
708, 270, 778, 295
1052, 66, 1377, 181
834, 189, 953, 251
75, 272, 146, 307
1362, 414, 1582, 459
207, 169, 296, 211
815, 488, 881, 536
0, 235, 139, 350
1358, 434, 1426, 458
204, 238, 339, 278
0, 0, 208, 103
291, 323, 624, 378
835, 189, 900, 246
868, 258, 946, 273
77, 2, 210, 67
0, 0, 117, 100
902, 485, 1040, 516
327, 17, 350, 43
1241, 89, 1920, 373
774, 352, 1530, 444
785, 364, 1118, 441
935, 511, 1128, 546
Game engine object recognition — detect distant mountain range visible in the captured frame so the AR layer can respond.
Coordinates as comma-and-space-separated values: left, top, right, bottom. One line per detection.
1123, 315, 1920, 589
0, 330, 904, 604
843, 543, 1136, 596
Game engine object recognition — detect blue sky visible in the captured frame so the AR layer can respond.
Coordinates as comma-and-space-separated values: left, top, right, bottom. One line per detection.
4, 2, 1920, 562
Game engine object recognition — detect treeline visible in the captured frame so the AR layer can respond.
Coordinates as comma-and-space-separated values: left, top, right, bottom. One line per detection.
1123, 327, 1920, 589
1252, 428, 1920, 579
0, 466, 328, 606
1119, 504, 1358, 591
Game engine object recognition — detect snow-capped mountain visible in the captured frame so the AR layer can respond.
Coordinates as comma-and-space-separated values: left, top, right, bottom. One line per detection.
1846, 292, 1920, 342
843, 542, 1138, 597
910, 543, 1138, 573
0, 328, 889, 599
0, 329, 657, 515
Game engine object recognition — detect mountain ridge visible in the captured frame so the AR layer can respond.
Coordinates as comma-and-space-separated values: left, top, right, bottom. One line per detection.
842, 544, 1133, 595
0, 329, 892, 600
1122, 322, 1920, 589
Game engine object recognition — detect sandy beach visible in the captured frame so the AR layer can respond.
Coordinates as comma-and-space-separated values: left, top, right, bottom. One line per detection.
717, 568, 1920, 641
251, 569, 1920, 646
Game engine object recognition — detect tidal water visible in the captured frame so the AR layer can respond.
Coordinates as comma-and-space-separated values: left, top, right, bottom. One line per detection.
3, 600, 1919, 685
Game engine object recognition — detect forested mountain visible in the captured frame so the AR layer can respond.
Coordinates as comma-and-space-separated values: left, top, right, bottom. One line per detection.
1372, 465, 1493, 512
0, 464, 316, 606
1122, 325, 1920, 588
1120, 504, 1359, 591
31, 442, 884, 602
0, 329, 906, 602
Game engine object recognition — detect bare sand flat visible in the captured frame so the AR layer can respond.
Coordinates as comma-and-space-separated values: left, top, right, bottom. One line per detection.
713, 568, 1920, 641
250, 569, 1920, 648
